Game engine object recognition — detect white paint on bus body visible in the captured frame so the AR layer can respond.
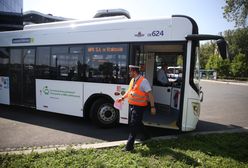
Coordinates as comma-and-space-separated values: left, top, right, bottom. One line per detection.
0, 17, 192, 47
36, 79, 84, 117
36, 79, 129, 124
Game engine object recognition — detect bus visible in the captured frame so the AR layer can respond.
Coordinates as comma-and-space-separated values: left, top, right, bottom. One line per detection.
0, 14, 228, 131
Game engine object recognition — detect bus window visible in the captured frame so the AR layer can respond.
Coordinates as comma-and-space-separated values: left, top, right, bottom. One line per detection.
68, 46, 84, 81
190, 43, 200, 93
193, 46, 200, 89
85, 44, 128, 84
36, 47, 51, 79
51, 46, 69, 80
0, 48, 10, 76
50, 46, 84, 81
154, 54, 184, 87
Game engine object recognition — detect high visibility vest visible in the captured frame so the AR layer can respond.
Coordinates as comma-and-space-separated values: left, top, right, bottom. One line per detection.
127, 76, 149, 106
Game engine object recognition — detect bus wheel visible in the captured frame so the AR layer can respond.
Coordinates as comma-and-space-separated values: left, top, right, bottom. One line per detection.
90, 98, 119, 128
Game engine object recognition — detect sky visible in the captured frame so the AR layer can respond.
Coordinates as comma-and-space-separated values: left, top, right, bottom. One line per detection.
23, 0, 235, 35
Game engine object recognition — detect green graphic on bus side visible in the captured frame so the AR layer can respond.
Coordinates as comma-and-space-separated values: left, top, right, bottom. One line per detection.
43, 86, 49, 95
41, 85, 80, 98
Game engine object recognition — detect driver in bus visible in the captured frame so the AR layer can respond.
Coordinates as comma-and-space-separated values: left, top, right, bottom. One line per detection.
157, 62, 170, 86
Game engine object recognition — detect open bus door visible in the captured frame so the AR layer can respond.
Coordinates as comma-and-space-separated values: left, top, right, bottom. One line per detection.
132, 44, 183, 129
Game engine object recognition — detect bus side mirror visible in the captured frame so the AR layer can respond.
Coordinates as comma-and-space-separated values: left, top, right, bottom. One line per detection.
217, 39, 228, 59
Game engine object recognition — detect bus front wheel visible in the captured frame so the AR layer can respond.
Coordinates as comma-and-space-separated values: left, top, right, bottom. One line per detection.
90, 98, 119, 128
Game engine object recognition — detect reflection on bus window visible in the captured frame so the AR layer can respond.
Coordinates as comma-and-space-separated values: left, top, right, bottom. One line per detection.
50, 46, 84, 81
154, 54, 183, 87
193, 47, 200, 89
36, 47, 51, 79
0, 48, 10, 76
85, 44, 128, 84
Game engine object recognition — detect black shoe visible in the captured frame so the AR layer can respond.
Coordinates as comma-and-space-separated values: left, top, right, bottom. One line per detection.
139, 135, 151, 141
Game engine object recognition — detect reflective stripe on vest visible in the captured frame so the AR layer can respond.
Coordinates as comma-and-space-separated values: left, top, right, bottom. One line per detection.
128, 76, 148, 106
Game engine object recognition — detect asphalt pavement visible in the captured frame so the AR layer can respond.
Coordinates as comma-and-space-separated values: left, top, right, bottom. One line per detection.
197, 80, 248, 131
0, 80, 248, 151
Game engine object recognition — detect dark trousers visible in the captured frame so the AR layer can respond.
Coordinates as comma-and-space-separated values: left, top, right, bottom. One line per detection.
126, 105, 148, 150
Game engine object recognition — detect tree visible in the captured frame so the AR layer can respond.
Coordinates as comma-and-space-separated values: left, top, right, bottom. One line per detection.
231, 53, 248, 77
206, 54, 231, 77
223, 28, 248, 78
218, 59, 231, 77
223, 28, 248, 62
200, 41, 217, 69
176, 55, 183, 66
223, 0, 248, 27
206, 54, 222, 71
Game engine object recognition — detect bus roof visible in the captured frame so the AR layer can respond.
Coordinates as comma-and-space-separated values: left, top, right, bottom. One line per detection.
0, 15, 195, 47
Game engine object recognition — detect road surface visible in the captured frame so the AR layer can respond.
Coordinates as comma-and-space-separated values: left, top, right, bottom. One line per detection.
0, 80, 247, 150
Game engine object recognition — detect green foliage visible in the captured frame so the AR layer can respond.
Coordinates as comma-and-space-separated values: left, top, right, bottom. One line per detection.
231, 53, 248, 76
1, 133, 248, 168
205, 54, 221, 70
223, 28, 248, 77
223, 0, 248, 27
201, 28, 248, 78
205, 54, 231, 77
176, 55, 183, 66
219, 58, 231, 77
224, 28, 248, 59
200, 41, 217, 69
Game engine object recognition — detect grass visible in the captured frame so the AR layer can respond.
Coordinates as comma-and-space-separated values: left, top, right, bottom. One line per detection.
1, 133, 248, 168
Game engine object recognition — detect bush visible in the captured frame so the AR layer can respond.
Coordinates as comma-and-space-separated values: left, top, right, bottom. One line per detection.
231, 53, 248, 77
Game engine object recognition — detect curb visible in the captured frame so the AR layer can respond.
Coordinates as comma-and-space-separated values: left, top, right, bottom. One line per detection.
0, 140, 128, 155
1, 127, 247, 155
201, 79, 248, 86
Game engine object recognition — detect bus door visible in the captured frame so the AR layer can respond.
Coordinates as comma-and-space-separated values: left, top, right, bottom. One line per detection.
132, 44, 182, 129
23, 48, 36, 106
144, 53, 178, 129
10, 48, 36, 106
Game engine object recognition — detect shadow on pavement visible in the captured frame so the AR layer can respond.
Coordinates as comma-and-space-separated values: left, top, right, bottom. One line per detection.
0, 105, 129, 141
0, 105, 242, 141
196, 120, 243, 132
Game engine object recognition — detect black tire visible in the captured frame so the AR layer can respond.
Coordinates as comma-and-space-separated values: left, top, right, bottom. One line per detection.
90, 98, 119, 128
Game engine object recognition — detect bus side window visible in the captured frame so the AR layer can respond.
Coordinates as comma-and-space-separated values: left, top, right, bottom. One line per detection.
69, 46, 84, 81
0, 48, 10, 76
36, 47, 51, 79
85, 44, 128, 84
50, 46, 83, 81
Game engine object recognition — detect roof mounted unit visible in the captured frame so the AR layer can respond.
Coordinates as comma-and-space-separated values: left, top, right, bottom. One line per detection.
94, 9, 131, 19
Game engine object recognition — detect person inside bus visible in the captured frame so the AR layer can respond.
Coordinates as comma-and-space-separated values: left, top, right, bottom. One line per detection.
157, 62, 170, 86
117, 65, 156, 152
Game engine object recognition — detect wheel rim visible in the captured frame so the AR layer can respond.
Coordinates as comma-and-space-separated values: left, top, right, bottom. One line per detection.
98, 104, 117, 124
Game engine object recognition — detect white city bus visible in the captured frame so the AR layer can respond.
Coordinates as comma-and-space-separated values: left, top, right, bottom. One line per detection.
0, 14, 227, 131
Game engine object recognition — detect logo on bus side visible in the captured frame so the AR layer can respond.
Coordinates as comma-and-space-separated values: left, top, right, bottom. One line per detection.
134, 32, 145, 37
42, 86, 49, 95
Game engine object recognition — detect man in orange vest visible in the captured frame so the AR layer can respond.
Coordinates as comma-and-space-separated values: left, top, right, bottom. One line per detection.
117, 65, 156, 151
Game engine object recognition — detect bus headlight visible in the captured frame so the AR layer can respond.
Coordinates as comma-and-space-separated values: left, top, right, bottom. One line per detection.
192, 102, 200, 117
